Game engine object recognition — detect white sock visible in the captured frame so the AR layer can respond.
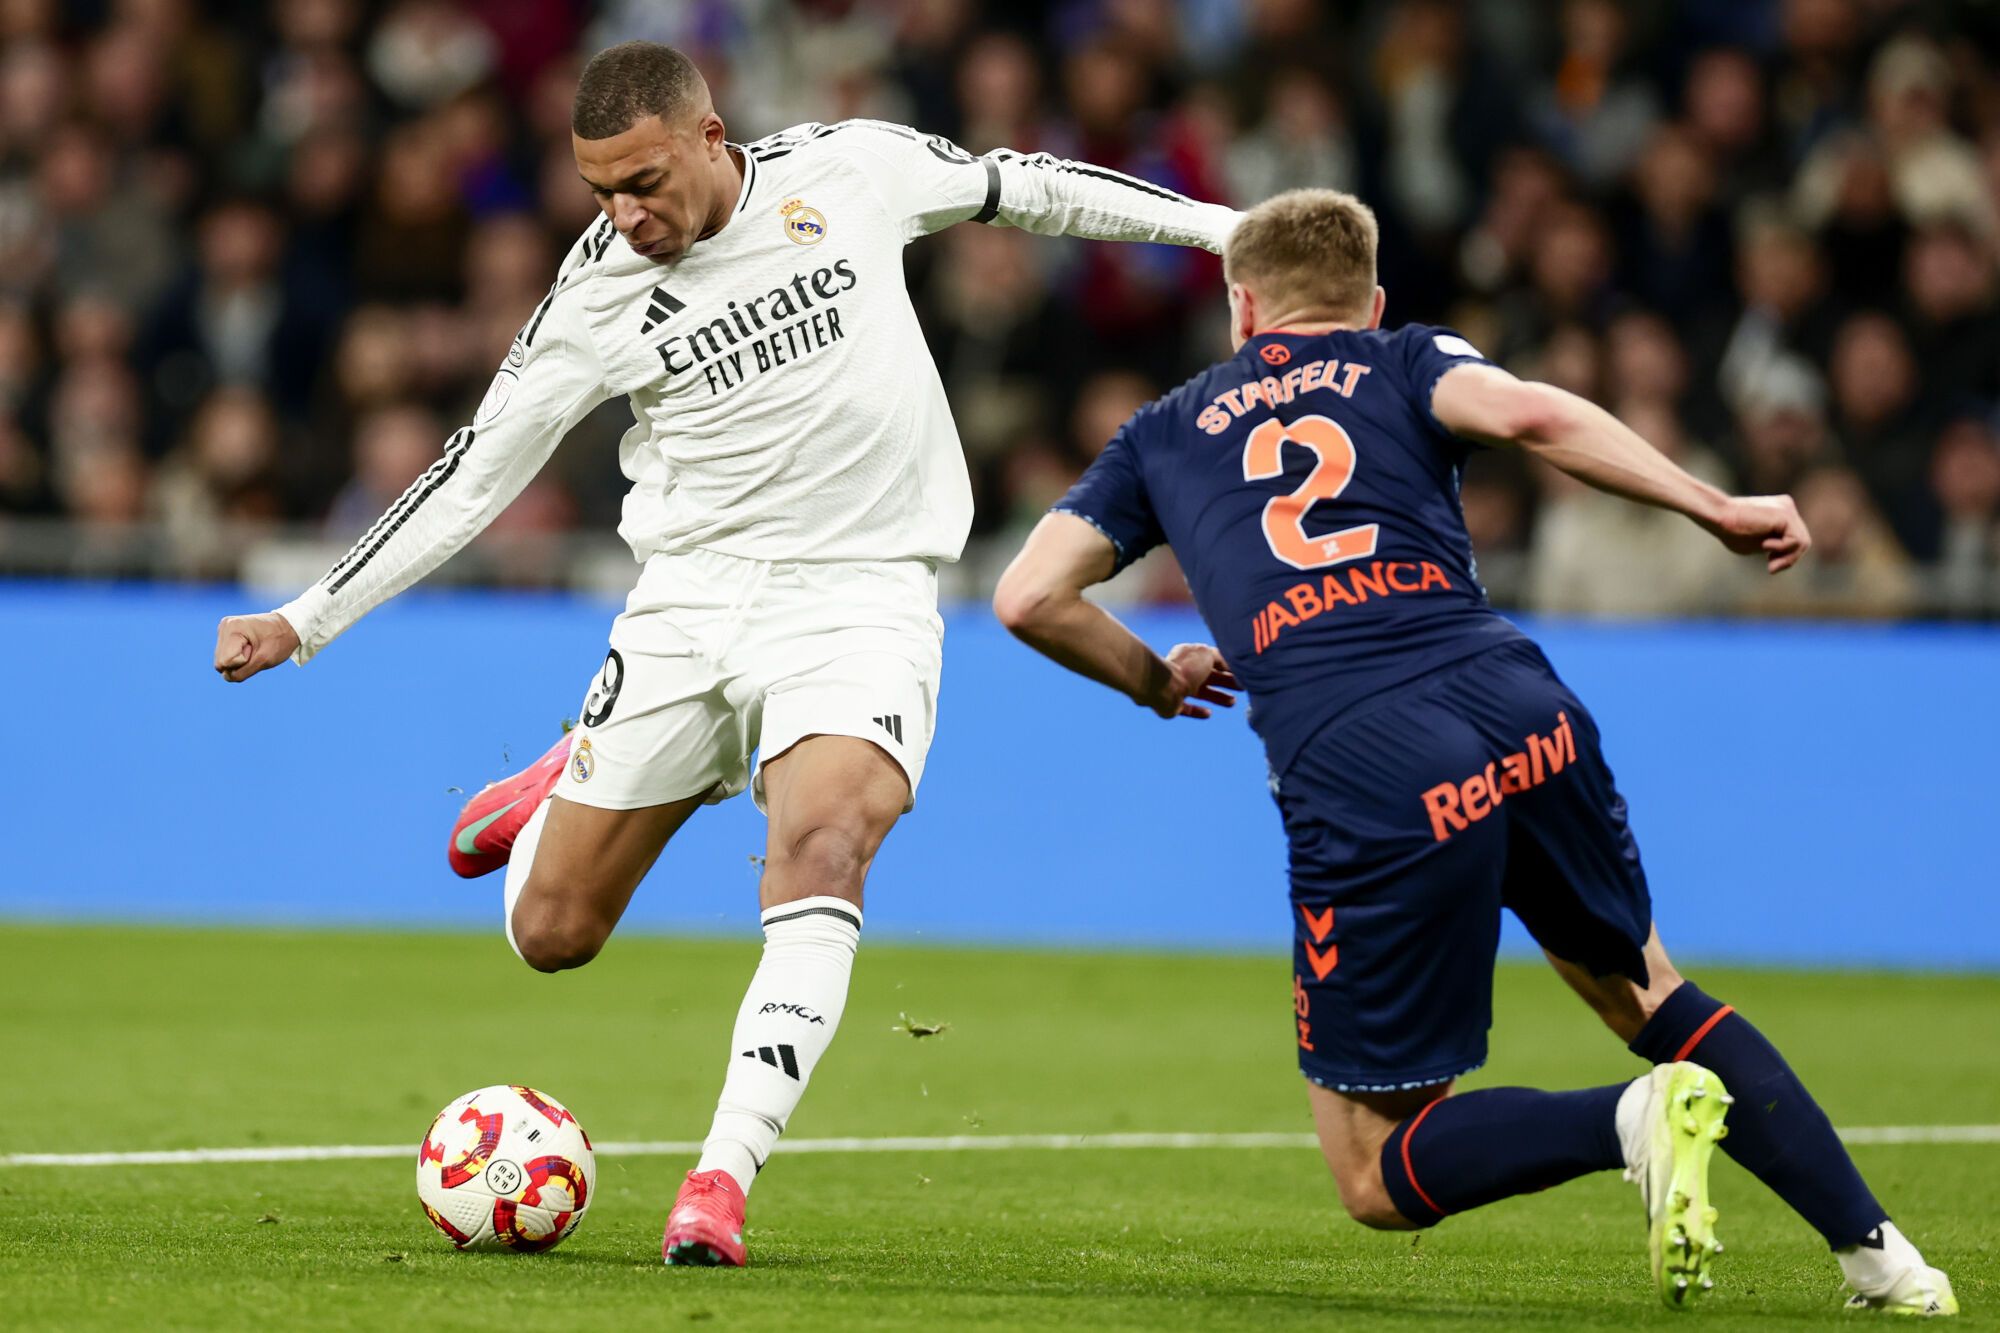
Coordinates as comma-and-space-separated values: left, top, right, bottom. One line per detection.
1837, 1220, 1926, 1296
1613, 1069, 1653, 1173
502, 800, 551, 962
695, 896, 862, 1195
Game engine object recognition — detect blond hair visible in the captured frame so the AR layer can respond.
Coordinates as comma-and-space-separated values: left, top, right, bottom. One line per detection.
1224, 189, 1380, 320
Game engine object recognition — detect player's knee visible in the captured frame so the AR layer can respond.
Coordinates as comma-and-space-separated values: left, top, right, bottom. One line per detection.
510, 898, 607, 973
769, 823, 870, 898
1574, 983, 1647, 1041
1327, 1165, 1411, 1230
1316, 1141, 1407, 1230
1580, 964, 1687, 1042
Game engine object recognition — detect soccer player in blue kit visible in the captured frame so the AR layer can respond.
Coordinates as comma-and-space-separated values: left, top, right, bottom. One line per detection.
994, 190, 1957, 1315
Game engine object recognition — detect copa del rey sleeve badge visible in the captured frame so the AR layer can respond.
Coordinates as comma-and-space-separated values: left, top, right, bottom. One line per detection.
780, 197, 826, 245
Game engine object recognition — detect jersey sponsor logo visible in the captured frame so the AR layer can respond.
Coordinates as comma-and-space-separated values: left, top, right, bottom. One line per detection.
1198, 357, 1370, 435
872, 713, 903, 744
570, 736, 595, 784
1432, 333, 1483, 359
1251, 560, 1455, 653
1419, 710, 1579, 842
654, 261, 859, 396
780, 196, 827, 245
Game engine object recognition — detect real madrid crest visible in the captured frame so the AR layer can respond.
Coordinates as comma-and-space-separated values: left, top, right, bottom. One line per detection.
780, 197, 826, 245
571, 736, 595, 784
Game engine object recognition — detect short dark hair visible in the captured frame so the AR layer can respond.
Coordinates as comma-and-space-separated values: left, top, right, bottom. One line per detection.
571, 41, 707, 140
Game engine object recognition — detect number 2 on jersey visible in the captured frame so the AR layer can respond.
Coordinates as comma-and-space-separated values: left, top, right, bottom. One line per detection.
1240, 415, 1380, 570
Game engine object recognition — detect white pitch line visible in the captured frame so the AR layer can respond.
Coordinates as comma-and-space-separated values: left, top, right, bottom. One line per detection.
1838, 1124, 2000, 1145
3, 1125, 1994, 1169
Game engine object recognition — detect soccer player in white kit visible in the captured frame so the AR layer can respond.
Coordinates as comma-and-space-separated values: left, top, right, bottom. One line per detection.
213, 41, 1241, 1266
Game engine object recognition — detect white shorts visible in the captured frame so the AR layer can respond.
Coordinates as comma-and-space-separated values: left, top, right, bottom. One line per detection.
555, 548, 943, 814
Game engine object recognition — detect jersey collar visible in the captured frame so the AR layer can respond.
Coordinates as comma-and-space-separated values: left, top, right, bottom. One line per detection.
730, 144, 758, 216
1242, 327, 1318, 366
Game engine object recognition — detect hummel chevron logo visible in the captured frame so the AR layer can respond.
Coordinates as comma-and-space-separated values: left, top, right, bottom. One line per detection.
741, 1044, 801, 1079
873, 714, 903, 744
1299, 904, 1334, 943
639, 286, 686, 334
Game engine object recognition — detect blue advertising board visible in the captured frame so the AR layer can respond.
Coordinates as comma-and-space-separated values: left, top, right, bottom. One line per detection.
1, 582, 1993, 968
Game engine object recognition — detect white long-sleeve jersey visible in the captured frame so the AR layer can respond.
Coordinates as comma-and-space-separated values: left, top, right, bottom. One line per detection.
278, 120, 1241, 662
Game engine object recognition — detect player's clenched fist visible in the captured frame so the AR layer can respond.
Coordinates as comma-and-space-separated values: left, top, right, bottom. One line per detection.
1703, 494, 1812, 574
214, 612, 300, 683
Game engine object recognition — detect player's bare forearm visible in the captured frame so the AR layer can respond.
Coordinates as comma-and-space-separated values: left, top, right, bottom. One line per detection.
1527, 394, 1729, 519
1432, 364, 1810, 572
994, 515, 1163, 703
1002, 585, 1173, 706
1436, 366, 1725, 521
995, 514, 1239, 719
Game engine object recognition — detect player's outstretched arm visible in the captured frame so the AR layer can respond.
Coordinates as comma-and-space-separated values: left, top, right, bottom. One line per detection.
211, 278, 614, 682
994, 514, 1238, 720
840, 121, 1241, 253
978, 148, 1243, 253
1432, 363, 1811, 574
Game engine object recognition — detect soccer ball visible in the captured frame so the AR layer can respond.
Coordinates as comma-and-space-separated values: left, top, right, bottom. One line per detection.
416, 1084, 596, 1252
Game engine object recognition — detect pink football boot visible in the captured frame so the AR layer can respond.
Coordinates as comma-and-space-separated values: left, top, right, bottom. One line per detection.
446, 734, 572, 878
662, 1169, 748, 1267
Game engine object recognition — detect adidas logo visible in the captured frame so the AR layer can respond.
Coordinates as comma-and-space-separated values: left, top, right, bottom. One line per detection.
873, 714, 903, 744
741, 1044, 800, 1079
639, 286, 686, 334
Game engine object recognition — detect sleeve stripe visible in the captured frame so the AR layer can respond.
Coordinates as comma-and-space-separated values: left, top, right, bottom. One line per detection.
749, 119, 919, 163
761, 903, 863, 931
320, 433, 460, 585
324, 428, 477, 594
521, 282, 560, 347
1055, 161, 1188, 204
972, 158, 1002, 224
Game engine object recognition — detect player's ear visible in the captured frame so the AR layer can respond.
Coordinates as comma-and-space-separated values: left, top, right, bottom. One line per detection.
1367, 286, 1386, 330
1228, 283, 1256, 350
699, 110, 727, 155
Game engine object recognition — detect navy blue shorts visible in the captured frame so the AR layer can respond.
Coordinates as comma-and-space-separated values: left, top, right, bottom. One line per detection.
1279, 640, 1652, 1093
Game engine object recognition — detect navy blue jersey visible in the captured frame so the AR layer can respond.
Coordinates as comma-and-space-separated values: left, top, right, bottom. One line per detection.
1055, 324, 1526, 775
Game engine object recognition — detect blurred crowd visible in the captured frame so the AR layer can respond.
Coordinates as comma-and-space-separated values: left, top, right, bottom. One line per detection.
3, 0, 2000, 618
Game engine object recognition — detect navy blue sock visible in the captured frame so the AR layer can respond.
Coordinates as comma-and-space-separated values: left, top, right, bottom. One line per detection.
1629, 982, 1885, 1249
1378, 1085, 1626, 1227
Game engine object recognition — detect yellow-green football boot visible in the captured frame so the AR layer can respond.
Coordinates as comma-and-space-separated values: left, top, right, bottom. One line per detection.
1619, 1061, 1732, 1309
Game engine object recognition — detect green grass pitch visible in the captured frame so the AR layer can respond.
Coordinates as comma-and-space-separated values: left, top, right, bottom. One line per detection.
2, 923, 1995, 1330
